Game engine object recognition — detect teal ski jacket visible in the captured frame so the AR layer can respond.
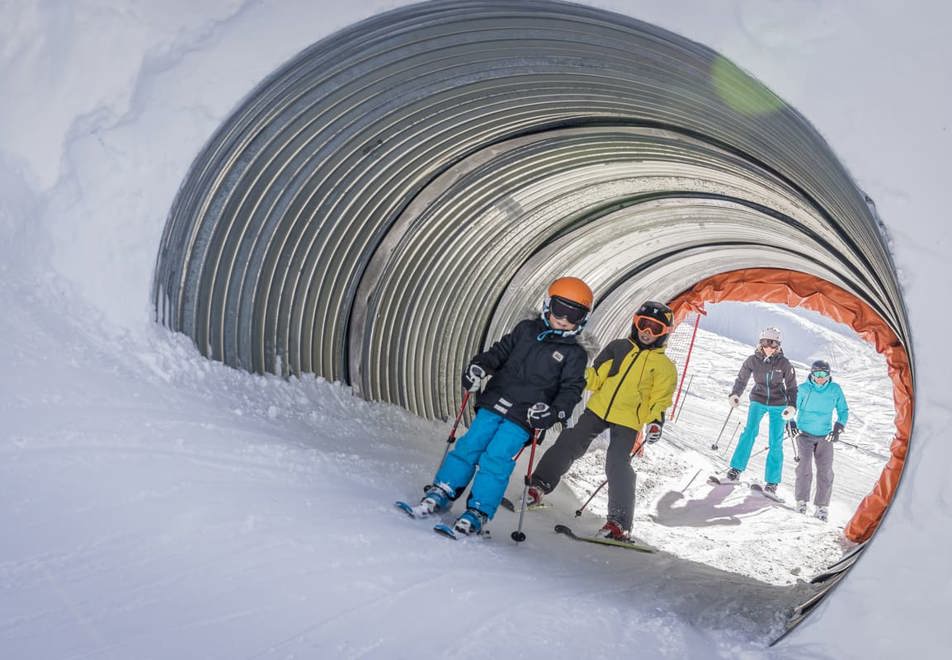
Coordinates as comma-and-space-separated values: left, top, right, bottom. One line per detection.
796, 377, 849, 436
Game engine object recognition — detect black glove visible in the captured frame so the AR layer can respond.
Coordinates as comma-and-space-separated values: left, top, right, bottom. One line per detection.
527, 402, 557, 430
644, 420, 663, 444
786, 420, 798, 435
461, 363, 486, 392
830, 422, 845, 442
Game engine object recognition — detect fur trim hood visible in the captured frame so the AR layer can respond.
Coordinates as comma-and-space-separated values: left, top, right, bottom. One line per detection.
519, 306, 599, 360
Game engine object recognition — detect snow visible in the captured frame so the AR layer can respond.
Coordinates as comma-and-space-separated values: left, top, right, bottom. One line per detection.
2, 1, 951, 659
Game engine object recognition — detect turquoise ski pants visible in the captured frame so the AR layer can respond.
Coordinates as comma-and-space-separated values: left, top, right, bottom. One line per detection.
433, 408, 529, 518
730, 400, 786, 484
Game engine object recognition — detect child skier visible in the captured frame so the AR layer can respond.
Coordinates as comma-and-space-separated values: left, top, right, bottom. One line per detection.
789, 359, 849, 521
527, 301, 678, 541
723, 327, 798, 496
417, 277, 594, 536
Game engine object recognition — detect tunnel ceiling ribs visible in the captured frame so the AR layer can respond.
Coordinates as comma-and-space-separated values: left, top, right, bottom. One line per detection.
153, 0, 909, 423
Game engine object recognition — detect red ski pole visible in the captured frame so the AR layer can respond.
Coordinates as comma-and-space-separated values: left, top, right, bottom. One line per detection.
511, 429, 542, 543
439, 390, 471, 465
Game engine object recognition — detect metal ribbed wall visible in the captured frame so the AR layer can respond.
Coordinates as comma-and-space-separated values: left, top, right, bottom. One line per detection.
153, 0, 909, 427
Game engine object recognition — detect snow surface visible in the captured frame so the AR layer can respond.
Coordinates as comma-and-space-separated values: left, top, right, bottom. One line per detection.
2, 1, 951, 658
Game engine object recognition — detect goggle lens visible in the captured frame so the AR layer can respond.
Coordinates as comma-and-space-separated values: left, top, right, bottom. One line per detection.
634, 315, 668, 336
812, 370, 830, 379
760, 339, 780, 348
549, 297, 587, 324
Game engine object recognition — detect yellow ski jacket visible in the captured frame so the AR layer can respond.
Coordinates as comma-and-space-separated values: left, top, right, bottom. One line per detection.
585, 338, 678, 429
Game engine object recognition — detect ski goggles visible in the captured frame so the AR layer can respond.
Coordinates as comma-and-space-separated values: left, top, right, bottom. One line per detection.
811, 370, 830, 379
548, 296, 588, 325
633, 314, 670, 337
759, 339, 780, 348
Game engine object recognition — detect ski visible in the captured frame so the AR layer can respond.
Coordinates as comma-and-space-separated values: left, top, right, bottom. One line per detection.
749, 482, 786, 503
432, 522, 491, 541
553, 524, 657, 553
433, 522, 459, 539
707, 474, 742, 486
500, 496, 550, 512
394, 500, 431, 519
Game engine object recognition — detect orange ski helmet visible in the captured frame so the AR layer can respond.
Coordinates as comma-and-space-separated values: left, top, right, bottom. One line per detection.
542, 277, 593, 333
547, 277, 593, 310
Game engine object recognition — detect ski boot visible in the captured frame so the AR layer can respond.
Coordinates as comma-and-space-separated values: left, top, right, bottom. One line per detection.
814, 506, 829, 522
453, 508, 489, 536
763, 482, 779, 495
526, 485, 544, 507
725, 468, 741, 483
420, 483, 453, 514
597, 520, 630, 542
796, 500, 808, 514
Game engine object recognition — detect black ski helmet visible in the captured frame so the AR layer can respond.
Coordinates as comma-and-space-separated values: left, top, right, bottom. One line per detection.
631, 300, 674, 348
810, 359, 831, 378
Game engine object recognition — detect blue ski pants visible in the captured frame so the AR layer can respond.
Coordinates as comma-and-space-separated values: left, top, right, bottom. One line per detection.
433, 408, 529, 519
730, 400, 786, 484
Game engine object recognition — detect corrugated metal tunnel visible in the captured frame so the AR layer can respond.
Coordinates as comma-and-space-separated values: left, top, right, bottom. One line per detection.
151, 0, 912, 634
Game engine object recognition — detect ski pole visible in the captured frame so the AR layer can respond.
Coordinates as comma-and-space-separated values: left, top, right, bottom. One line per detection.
787, 425, 800, 462
710, 407, 734, 450
439, 390, 471, 465
511, 428, 542, 543
575, 432, 645, 517
720, 421, 741, 458
673, 374, 694, 423
679, 468, 702, 495
829, 434, 859, 449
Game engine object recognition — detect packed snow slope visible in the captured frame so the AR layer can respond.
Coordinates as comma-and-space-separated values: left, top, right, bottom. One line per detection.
2, 1, 951, 658
0, 262, 889, 659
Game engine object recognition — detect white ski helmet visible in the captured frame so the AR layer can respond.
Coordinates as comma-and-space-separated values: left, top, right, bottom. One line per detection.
759, 327, 782, 343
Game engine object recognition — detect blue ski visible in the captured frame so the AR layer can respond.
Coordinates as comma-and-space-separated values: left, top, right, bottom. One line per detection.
394, 500, 430, 519
433, 522, 459, 540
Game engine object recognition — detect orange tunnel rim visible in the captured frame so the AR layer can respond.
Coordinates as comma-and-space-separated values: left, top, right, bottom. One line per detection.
668, 267, 912, 544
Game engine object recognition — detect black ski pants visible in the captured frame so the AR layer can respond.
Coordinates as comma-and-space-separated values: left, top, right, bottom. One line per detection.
531, 409, 639, 529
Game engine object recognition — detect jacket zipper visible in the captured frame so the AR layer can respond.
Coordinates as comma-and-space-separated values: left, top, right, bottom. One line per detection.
604, 348, 644, 419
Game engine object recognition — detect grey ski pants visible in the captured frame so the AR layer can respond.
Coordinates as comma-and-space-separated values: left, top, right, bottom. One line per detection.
531, 409, 639, 529
794, 432, 835, 506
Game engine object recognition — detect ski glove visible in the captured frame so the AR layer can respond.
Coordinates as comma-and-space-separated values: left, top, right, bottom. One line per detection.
644, 420, 663, 444
781, 405, 797, 421
829, 421, 845, 442
728, 394, 740, 408
527, 402, 557, 430
786, 420, 799, 435
461, 363, 486, 392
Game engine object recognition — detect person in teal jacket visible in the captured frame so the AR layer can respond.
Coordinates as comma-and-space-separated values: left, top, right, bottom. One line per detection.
788, 359, 849, 521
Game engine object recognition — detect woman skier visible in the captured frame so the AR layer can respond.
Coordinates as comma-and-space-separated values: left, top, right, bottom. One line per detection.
722, 327, 798, 497
789, 359, 849, 521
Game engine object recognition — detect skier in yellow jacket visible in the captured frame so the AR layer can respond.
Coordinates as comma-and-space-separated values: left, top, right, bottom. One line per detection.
528, 301, 678, 541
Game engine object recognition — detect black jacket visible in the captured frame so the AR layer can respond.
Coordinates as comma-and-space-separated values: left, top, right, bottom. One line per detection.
730, 348, 797, 407
471, 318, 588, 432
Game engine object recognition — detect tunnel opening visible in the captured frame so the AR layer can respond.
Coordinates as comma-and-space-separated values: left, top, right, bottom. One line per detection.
152, 0, 913, 640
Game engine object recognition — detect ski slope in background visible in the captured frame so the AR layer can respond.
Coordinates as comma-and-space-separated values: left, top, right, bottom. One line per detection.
2, 1, 951, 658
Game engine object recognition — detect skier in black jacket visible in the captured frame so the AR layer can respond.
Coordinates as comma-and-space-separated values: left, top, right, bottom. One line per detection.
723, 326, 798, 496
418, 277, 593, 536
